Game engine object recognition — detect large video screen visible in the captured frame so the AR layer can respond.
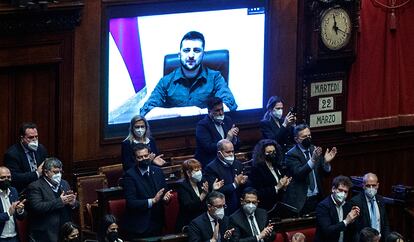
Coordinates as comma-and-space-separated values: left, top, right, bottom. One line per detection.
102, 0, 269, 138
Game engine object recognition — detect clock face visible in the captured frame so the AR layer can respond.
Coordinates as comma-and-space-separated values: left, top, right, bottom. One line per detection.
320, 8, 352, 50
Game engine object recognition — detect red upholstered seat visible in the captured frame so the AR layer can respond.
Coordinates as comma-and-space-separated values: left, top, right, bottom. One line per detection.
273, 232, 286, 242
163, 191, 179, 234
285, 227, 316, 242
16, 218, 28, 242
107, 199, 126, 222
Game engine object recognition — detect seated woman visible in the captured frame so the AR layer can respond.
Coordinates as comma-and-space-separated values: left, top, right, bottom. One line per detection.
176, 159, 224, 232
121, 115, 165, 171
59, 222, 80, 242
98, 214, 123, 242
259, 96, 296, 152
249, 139, 291, 211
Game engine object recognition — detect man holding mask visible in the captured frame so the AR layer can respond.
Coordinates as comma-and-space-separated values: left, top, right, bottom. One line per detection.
283, 124, 337, 215
204, 139, 247, 215
123, 143, 173, 239
4, 122, 48, 192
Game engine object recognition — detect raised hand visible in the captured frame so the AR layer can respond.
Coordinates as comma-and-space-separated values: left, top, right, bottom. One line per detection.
153, 154, 166, 166
201, 181, 209, 193
344, 206, 360, 224
324, 147, 337, 163
163, 189, 173, 202
311, 146, 323, 164
213, 178, 225, 190
152, 188, 165, 204
283, 112, 296, 127
224, 228, 235, 239
258, 224, 274, 240
226, 124, 239, 141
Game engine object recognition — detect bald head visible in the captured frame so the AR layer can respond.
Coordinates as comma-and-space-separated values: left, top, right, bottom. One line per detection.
363, 172, 379, 190
0, 167, 10, 174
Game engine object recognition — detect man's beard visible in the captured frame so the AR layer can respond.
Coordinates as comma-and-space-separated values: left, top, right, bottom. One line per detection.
181, 59, 201, 71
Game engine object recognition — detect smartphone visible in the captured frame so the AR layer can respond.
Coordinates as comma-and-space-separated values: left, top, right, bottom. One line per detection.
289, 107, 297, 115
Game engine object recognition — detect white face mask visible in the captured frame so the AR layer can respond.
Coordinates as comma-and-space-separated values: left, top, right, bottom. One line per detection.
213, 114, 225, 123
27, 140, 39, 151
365, 187, 377, 199
51, 172, 62, 185
214, 207, 225, 220
133, 128, 146, 138
242, 203, 257, 215
334, 191, 347, 204
272, 109, 283, 119
220, 152, 234, 166
191, 170, 202, 183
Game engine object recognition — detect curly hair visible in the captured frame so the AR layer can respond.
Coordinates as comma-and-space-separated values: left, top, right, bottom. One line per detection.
252, 139, 283, 167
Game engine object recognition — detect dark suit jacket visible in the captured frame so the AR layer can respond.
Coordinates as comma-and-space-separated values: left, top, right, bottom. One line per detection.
204, 158, 245, 215
259, 117, 294, 152
249, 162, 286, 211
195, 115, 240, 167
229, 208, 274, 242
27, 178, 78, 242
350, 192, 390, 241
121, 138, 158, 171
4, 143, 48, 192
188, 212, 230, 242
176, 179, 206, 232
283, 144, 330, 212
123, 165, 167, 235
315, 195, 356, 242
0, 186, 25, 236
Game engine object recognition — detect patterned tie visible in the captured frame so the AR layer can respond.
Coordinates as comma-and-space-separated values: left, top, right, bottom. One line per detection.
28, 152, 37, 172
304, 151, 316, 191
249, 215, 259, 236
370, 199, 380, 232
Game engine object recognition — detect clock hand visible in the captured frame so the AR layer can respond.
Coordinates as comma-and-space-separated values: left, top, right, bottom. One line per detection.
332, 15, 338, 34
337, 28, 350, 35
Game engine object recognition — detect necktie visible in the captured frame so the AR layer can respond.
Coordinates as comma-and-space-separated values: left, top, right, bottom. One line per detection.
213, 219, 221, 242
370, 199, 380, 232
304, 151, 316, 191
28, 152, 37, 172
249, 215, 259, 236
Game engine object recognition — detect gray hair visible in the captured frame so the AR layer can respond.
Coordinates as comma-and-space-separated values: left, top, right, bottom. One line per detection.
217, 139, 232, 152
363, 172, 378, 184
43, 157, 63, 173
206, 191, 225, 206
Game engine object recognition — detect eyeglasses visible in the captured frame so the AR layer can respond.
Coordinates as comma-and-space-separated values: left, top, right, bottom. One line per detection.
0, 176, 11, 180
210, 204, 227, 209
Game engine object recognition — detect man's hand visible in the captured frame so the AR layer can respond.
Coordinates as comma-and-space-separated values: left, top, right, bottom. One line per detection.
15, 199, 26, 214
224, 228, 235, 239
344, 206, 360, 224
152, 154, 166, 166
311, 146, 323, 164
213, 178, 225, 190
226, 124, 239, 141
36, 162, 44, 175
324, 147, 337, 163
258, 224, 274, 240
152, 188, 165, 204
60, 192, 76, 205
163, 189, 173, 202
283, 112, 296, 127
234, 173, 248, 186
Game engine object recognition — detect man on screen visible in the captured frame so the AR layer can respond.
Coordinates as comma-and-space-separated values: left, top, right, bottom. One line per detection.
139, 31, 237, 118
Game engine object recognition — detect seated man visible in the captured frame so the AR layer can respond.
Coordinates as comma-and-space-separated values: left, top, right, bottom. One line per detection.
123, 143, 173, 239
283, 124, 337, 215
350, 173, 390, 241
27, 157, 78, 242
315, 175, 360, 242
195, 97, 240, 166
140, 31, 237, 118
204, 139, 248, 215
4, 122, 48, 192
0, 166, 26, 241
359, 227, 381, 242
229, 188, 274, 242
188, 191, 234, 242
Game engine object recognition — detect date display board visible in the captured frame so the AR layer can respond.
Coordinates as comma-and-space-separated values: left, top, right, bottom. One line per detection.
306, 76, 347, 129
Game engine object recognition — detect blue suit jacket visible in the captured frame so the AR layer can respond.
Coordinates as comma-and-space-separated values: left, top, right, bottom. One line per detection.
195, 115, 240, 167
4, 143, 48, 192
229, 207, 274, 242
315, 196, 356, 242
123, 165, 167, 235
283, 144, 330, 212
0, 187, 25, 236
204, 158, 245, 215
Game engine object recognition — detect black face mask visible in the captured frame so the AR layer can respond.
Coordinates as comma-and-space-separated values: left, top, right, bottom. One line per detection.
301, 137, 312, 149
265, 153, 281, 168
0, 180, 11, 191
107, 231, 119, 242
138, 159, 151, 169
